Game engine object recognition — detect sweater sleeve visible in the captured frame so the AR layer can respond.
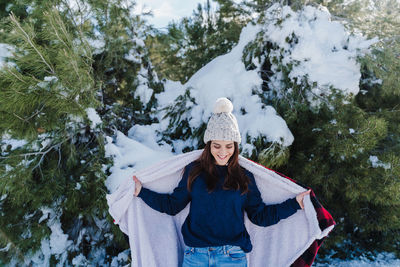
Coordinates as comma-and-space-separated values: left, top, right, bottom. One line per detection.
244, 172, 301, 227
137, 164, 192, 216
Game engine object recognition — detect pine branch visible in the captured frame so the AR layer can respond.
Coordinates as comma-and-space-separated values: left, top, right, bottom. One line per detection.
12, 112, 30, 123
60, 0, 93, 58
47, 8, 84, 83
46, 11, 70, 49
9, 12, 56, 75
6, 68, 27, 85
10, 105, 45, 124
32, 141, 63, 171
0, 138, 69, 162
0, 228, 25, 262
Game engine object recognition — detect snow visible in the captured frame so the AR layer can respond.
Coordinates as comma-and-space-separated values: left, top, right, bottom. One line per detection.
86, 108, 102, 129
0, 43, 13, 68
125, 50, 142, 63
38, 207, 52, 224
105, 132, 172, 193
40, 138, 52, 149
134, 67, 154, 105
0, 243, 11, 252
315, 252, 400, 267
133, 37, 145, 47
48, 221, 72, 255
369, 155, 391, 170
261, 4, 377, 103
87, 37, 105, 54
44, 76, 58, 82
72, 254, 89, 266
75, 182, 81, 190
31, 208, 72, 267
110, 249, 130, 267
1, 134, 27, 151
127, 123, 172, 153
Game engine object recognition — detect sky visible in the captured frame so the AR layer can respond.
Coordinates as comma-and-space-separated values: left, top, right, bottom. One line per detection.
134, 0, 218, 29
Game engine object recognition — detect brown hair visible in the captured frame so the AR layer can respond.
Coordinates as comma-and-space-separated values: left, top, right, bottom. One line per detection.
186, 141, 250, 194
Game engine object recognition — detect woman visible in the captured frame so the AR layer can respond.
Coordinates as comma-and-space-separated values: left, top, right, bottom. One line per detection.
132, 98, 311, 267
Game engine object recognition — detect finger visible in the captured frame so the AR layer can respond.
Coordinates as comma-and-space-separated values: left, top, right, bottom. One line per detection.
132, 175, 139, 183
301, 189, 311, 195
298, 191, 309, 200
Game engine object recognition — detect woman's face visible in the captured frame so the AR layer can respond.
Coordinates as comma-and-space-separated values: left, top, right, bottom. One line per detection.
210, 140, 235, 166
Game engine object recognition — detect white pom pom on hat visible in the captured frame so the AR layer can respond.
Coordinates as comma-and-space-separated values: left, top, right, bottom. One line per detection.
203, 97, 241, 144
213, 97, 233, 114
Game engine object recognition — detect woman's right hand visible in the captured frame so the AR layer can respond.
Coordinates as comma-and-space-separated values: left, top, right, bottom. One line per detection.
132, 175, 142, 197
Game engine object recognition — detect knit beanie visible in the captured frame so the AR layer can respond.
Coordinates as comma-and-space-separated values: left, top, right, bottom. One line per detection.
203, 97, 241, 144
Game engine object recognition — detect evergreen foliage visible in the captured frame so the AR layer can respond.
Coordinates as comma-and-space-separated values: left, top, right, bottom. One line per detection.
0, 0, 166, 263
325, 0, 400, 257
0, 2, 131, 265
86, 0, 163, 134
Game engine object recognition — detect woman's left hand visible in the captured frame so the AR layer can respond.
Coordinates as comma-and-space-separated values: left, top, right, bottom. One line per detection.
296, 189, 311, 210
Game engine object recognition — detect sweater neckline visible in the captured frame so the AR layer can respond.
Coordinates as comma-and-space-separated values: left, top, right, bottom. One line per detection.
215, 164, 228, 170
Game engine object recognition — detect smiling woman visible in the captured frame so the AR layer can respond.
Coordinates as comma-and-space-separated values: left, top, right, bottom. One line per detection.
210, 140, 234, 166
131, 97, 311, 266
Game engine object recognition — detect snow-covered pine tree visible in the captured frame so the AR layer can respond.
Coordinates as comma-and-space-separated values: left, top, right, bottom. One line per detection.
1, 0, 168, 264
0, 2, 133, 265
241, 3, 400, 258
86, 0, 164, 135
349, 0, 400, 257
147, 0, 249, 83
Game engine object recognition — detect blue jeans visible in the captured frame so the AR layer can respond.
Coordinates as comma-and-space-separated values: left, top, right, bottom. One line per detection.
182, 245, 247, 267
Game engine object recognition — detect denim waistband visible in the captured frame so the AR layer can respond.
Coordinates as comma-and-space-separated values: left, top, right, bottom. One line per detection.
184, 244, 243, 254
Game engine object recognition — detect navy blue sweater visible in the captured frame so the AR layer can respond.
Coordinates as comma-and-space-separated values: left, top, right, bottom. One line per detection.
137, 161, 301, 253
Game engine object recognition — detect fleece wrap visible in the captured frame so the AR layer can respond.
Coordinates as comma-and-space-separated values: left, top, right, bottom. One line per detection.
106, 149, 335, 267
